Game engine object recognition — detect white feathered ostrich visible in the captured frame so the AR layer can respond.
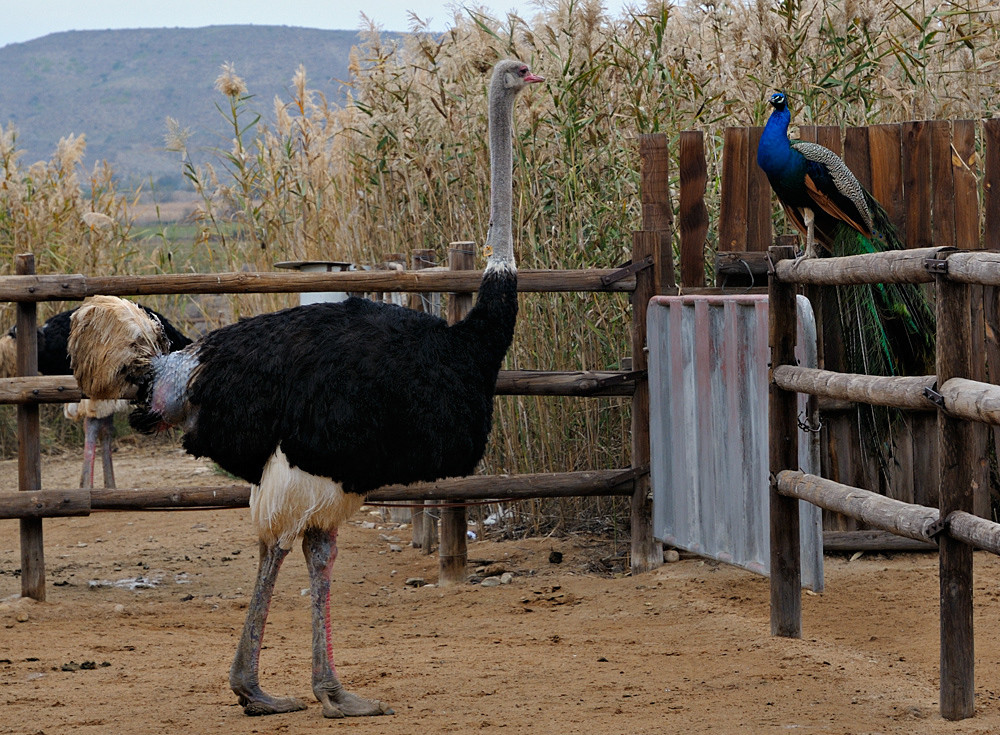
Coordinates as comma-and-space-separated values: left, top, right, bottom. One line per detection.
68, 58, 543, 719
0, 307, 190, 488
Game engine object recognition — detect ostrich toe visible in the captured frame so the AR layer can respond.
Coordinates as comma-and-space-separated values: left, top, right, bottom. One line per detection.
314, 681, 393, 718
237, 689, 308, 716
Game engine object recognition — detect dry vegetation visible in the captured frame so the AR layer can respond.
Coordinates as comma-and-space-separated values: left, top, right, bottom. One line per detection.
1, 0, 999, 532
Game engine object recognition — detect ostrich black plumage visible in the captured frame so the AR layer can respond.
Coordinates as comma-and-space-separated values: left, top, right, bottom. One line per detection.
0, 307, 190, 488
68, 58, 543, 718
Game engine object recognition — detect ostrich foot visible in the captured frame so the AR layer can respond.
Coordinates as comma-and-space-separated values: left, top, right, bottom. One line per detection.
314, 680, 393, 718
236, 687, 308, 716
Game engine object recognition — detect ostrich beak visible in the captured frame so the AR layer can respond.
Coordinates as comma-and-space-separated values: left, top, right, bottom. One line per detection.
524, 72, 545, 84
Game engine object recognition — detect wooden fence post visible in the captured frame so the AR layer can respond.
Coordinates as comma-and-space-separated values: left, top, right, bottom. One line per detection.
768, 244, 801, 637
629, 231, 661, 574
439, 242, 475, 585
629, 134, 673, 575
16, 253, 44, 601
936, 255, 975, 720
408, 248, 437, 550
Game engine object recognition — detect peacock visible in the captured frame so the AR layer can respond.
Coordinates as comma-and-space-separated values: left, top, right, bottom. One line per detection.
756, 90, 936, 475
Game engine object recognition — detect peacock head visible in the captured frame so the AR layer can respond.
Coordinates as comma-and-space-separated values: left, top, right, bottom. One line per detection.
769, 91, 788, 111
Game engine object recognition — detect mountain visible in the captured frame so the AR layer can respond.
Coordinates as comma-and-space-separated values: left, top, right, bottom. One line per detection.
0, 25, 371, 189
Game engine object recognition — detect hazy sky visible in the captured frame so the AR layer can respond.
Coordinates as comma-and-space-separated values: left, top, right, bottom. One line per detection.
0, 0, 632, 48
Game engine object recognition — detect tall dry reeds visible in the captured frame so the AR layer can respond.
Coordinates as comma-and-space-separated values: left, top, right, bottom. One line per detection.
4, 0, 1000, 532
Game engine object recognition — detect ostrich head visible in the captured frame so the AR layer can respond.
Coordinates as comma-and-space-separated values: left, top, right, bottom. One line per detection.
494, 59, 545, 91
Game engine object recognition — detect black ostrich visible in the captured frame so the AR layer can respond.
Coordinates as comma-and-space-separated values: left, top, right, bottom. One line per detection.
0, 307, 190, 487
67, 58, 543, 719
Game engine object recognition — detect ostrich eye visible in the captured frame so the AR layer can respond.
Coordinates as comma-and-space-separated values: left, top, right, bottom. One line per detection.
519, 66, 528, 76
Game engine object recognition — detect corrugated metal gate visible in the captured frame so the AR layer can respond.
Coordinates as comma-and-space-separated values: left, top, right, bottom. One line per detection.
648, 294, 823, 590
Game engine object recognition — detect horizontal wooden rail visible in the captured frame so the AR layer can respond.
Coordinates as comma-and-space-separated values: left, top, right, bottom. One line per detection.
947, 511, 1000, 554
776, 470, 940, 544
771, 368, 1000, 426
0, 468, 640, 520
777, 471, 1000, 557
0, 370, 639, 404
0, 376, 86, 404
942, 251, 1000, 286
771, 365, 935, 410
0, 268, 637, 302
773, 246, 944, 286
495, 370, 639, 396
939, 377, 1000, 426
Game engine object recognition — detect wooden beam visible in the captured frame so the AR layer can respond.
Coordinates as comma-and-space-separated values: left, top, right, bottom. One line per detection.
0, 268, 637, 302
438, 244, 475, 586
776, 470, 939, 543
0, 375, 85, 403
16, 254, 45, 602
0, 370, 637, 406
774, 246, 942, 286
1, 491, 90, 519
771, 365, 935, 410
940, 251, 1000, 286
822, 530, 935, 553
494, 370, 637, 396
936, 263, 976, 721
0, 470, 639, 519
768, 244, 801, 638
629, 231, 661, 574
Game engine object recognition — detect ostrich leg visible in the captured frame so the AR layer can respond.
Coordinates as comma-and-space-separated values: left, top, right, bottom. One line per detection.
230, 541, 307, 716
303, 526, 393, 718
79, 414, 116, 489
97, 415, 116, 488
79, 417, 101, 489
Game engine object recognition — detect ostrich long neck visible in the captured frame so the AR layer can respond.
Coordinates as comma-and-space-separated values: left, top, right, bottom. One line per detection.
485, 80, 516, 273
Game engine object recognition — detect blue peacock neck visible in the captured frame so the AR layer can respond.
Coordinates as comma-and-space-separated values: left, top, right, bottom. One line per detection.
757, 104, 805, 189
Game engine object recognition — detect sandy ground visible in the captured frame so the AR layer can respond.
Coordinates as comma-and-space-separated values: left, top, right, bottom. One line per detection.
4, 443, 1000, 734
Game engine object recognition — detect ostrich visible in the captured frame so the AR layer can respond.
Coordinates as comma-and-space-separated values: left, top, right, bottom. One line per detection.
67, 58, 543, 718
0, 307, 190, 488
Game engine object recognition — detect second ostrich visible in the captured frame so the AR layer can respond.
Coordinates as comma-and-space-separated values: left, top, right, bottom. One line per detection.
0, 307, 190, 488
68, 58, 543, 718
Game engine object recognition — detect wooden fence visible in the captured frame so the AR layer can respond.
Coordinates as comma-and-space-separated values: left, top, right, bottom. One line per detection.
768, 244, 1000, 721
679, 119, 1000, 532
0, 136, 677, 600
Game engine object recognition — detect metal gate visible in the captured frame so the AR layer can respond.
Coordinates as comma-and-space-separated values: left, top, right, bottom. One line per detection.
648, 294, 823, 590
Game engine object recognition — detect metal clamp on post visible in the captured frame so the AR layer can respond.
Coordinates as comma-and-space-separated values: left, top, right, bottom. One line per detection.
600, 255, 653, 287
923, 383, 945, 408
924, 258, 949, 274
927, 515, 949, 539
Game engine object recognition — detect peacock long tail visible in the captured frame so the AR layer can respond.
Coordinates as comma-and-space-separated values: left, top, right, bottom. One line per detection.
828, 195, 936, 481
830, 193, 936, 380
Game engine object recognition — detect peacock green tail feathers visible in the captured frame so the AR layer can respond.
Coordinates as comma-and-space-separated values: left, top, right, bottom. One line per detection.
823, 214, 937, 484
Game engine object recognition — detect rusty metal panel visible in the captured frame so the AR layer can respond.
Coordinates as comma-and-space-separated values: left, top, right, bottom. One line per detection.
648, 294, 823, 590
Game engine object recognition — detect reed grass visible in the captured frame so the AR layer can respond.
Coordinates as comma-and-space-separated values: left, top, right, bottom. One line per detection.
3, 0, 1000, 538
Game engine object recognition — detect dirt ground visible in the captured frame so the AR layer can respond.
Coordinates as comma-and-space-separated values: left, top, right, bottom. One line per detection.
4, 443, 1000, 734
